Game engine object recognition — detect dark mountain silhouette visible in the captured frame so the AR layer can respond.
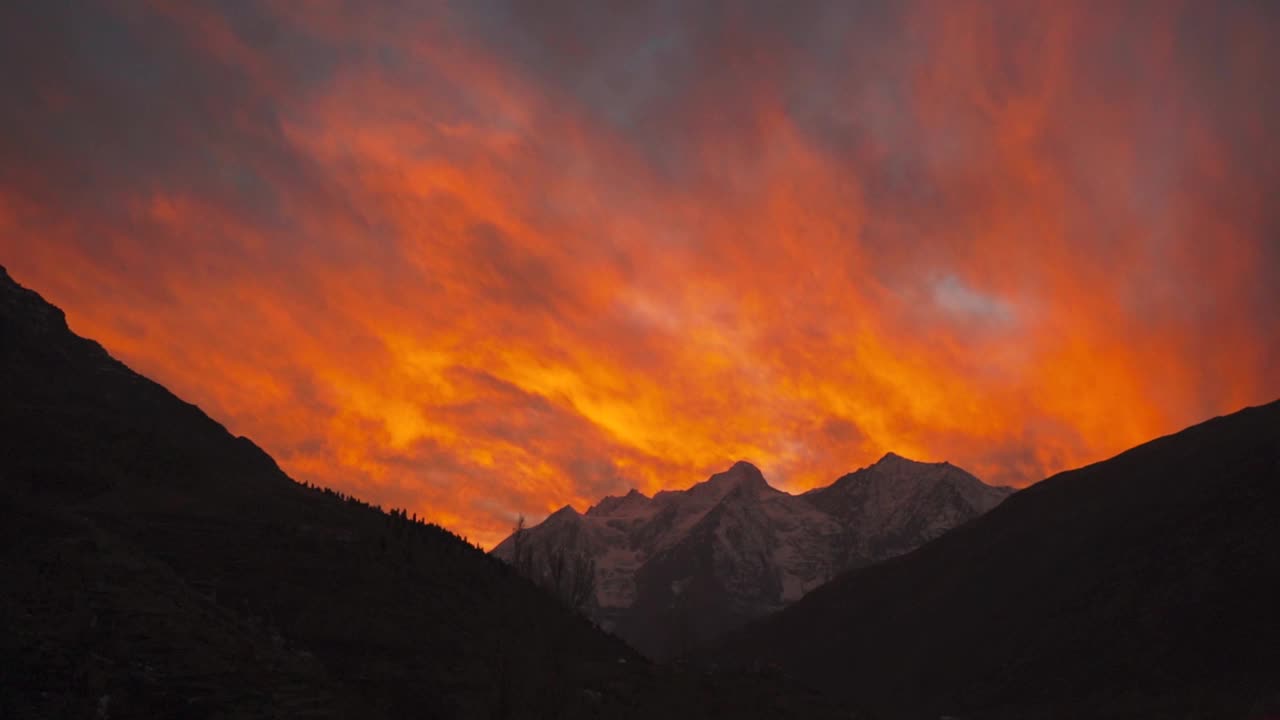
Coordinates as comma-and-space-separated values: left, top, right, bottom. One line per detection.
492, 456, 1010, 659
703, 399, 1280, 719
0, 266, 852, 719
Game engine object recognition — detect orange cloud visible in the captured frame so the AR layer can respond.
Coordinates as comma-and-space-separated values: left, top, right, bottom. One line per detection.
2, 1, 1277, 547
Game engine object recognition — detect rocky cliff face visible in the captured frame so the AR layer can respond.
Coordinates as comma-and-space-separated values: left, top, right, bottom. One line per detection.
492, 456, 1013, 658
805, 452, 1014, 566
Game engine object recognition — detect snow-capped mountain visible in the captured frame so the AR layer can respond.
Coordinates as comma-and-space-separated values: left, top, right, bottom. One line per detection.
492, 454, 1014, 658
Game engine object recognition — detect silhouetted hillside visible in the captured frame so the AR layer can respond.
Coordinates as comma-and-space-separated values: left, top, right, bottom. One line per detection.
704, 399, 1280, 719
0, 266, 851, 719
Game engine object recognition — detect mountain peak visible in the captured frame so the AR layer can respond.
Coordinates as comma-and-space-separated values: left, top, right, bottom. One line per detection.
546, 504, 581, 523
874, 451, 957, 470
586, 488, 651, 517
706, 460, 769, 491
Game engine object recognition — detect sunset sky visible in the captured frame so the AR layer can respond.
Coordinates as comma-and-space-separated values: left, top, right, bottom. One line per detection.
3, 1, 1278, 548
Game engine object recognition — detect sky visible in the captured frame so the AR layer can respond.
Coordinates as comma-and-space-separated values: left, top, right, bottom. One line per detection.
2, 1, 1278, 548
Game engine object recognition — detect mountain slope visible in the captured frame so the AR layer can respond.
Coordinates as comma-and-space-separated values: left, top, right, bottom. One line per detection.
704, 400, 1280, 719
493, 457, 1012, 659
805, 452, 1013, 563
0, 265, 850, 719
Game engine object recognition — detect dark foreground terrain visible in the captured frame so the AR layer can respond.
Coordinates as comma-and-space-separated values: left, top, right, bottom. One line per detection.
0, 265, 851, 718
706, 397, 1280, 719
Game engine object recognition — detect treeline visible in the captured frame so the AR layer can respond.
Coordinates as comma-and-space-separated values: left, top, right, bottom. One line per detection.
290, 477, 603, 617
293, 478, 484, 552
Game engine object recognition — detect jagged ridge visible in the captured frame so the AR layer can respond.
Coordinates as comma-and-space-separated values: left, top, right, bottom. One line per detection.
493, 454, 1013, 658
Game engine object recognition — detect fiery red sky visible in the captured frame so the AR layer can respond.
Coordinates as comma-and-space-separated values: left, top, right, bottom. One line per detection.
3, 1, 1278, 547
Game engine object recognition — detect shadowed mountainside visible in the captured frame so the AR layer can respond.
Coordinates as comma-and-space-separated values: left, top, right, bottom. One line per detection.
704, 398, 1280, 719
0, 265, 853, 719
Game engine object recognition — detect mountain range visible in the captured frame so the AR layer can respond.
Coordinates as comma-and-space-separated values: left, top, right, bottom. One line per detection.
493, 455, 1012, 658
